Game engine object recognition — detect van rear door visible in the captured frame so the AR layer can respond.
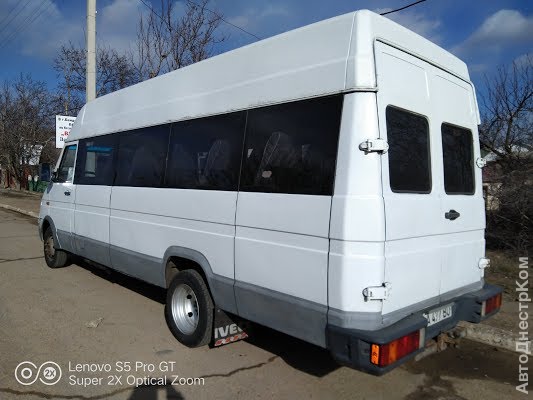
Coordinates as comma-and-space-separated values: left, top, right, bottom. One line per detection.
431, 71, 485, 296
375, 42, 484, 317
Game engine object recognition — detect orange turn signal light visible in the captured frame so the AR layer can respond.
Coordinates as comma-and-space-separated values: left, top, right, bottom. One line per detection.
370, 329, 424, 367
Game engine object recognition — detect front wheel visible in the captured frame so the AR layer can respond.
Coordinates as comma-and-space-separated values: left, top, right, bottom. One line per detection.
165, 269, 214, 347
43, 227, 69, 268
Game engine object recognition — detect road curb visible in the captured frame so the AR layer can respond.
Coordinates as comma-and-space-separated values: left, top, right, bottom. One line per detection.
458, 321, 519, 353
0, 201, 520, 354
0, 203, 39, 219
2, 187, 43, 197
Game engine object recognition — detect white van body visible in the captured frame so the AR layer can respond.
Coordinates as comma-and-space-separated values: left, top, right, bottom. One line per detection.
39, 10, 501, 374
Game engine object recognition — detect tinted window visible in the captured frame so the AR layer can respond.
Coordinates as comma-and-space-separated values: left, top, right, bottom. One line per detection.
56, 145, 77, 182
74, 135, 117, 185
442, 123, 474, 194
240, 96, 343, 195
386, 106, 431, 193
115, 125, 170, 187
165, 112, 246, 191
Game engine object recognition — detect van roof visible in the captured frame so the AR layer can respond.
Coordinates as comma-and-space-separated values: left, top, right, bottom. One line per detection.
67, 9, 471, 142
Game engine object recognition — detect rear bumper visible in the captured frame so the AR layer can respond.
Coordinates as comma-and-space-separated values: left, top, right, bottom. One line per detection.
326, 283, 503, 375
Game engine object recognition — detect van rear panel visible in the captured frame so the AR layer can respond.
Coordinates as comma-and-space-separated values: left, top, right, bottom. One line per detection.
375, 42, 485, 319
327, 42, 502, 375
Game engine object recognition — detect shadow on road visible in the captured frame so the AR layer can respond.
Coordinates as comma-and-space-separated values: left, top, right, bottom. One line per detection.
73, 259, 341, 378
127, 384, 184, 400
74, 258, 166, 304
244, 323, 340, 377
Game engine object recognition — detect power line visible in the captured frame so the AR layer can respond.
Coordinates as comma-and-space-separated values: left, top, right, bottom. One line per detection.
0, 1, 23, 30
0, 0, 32, 38
0, 1, 47, 50
380, 0, 427, 16
187, 0, 261, 40
0, 0, 53, 51
138, 0, 261, 41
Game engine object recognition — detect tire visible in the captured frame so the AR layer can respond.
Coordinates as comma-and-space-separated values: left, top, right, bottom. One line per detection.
165, 269, 214, 348
43, 227, 69, 268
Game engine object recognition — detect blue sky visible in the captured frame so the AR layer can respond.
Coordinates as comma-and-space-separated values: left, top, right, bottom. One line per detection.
0, 0, 531, 98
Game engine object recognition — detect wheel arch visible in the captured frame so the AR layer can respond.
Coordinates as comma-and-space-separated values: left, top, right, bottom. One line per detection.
162, 246, 237, 314
41, 216, 60, 248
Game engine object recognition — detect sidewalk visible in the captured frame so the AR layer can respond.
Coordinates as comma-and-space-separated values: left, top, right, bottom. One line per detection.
0, 188, 42, 217
0, 188, 520, 354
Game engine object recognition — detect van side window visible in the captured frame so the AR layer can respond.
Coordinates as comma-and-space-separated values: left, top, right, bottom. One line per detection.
386, 106, 431, 193
75, 135, 117, 185
115, 125, 170, 188
56, 145, 77, 183
441, 123, 474, 194
240, 95, 343, 195
165, 112, 246, 191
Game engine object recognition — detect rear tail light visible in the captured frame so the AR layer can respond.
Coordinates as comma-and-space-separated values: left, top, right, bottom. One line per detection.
482, 293, 502, 316
370, 329, 425, 368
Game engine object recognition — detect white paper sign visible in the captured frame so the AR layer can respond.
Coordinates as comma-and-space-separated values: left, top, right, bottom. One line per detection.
55, 115, 76, 148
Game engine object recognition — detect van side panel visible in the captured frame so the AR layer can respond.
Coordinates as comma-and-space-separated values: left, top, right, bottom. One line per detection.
234, 193, 331, 347
109, 188, 237, 291
74, 185, 112, 266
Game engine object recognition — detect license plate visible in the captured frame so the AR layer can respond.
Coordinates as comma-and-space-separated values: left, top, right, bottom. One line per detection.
423, 304, 453, 327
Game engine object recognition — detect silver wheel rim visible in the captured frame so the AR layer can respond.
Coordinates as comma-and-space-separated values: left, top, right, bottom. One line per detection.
44, 236, 55, 260
171, 284, 199, 335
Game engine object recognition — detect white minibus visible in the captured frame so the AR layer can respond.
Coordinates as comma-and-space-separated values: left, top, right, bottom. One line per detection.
39, 10, 502, 374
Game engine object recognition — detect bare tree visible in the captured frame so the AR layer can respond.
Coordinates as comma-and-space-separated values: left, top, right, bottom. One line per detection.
54, 42, 136, 113
0, 75, 55, 188
131, 0, 225, 81
53, 42, 85, 114
479, 55, 532, 253
479, 55, 532, 172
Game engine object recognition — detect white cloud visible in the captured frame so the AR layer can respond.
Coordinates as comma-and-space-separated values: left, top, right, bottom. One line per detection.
375, 8, 442, 43
452, 10, 533, 57
0, 0, 67, 58
227, 3, 290, 33
227, 15, 251, 29
0, 0, 146, 60
469, 63, 489, 73
259, 4, 290, 19
514, 53, 532, 68
98, 0, 147, 53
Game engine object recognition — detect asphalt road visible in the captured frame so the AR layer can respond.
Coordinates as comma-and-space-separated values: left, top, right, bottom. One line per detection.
0, 208, 526, 400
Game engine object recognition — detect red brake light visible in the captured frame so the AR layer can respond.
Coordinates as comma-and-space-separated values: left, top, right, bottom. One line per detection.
370, 329, 424, 367
482, 293, 502, 316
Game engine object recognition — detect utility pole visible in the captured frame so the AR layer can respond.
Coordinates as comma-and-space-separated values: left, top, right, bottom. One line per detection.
86, 0, 96, 103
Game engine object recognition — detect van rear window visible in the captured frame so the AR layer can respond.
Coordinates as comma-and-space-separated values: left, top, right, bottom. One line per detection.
441, 123, 474, 194
386, 106, 431, 193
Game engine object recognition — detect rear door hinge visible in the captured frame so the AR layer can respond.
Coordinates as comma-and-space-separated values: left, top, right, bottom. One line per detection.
363, 282, 392, 301
359, 138, 389, 154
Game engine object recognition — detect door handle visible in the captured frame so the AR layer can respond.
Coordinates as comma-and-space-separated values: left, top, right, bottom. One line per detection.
64, 191, 71, 196
445, 209, 460, 220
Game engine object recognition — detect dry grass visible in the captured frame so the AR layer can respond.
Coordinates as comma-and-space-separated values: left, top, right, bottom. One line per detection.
485, 250, 522, 301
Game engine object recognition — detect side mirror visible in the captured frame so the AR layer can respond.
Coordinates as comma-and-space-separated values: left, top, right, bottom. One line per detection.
51, 170, 59, 183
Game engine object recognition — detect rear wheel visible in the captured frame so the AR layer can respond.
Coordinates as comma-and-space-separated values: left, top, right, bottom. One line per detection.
166, 269, 214, 347
43, 227, 69, 268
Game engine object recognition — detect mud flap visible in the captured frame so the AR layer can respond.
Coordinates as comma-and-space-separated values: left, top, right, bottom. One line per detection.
210, 308, 251, 348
